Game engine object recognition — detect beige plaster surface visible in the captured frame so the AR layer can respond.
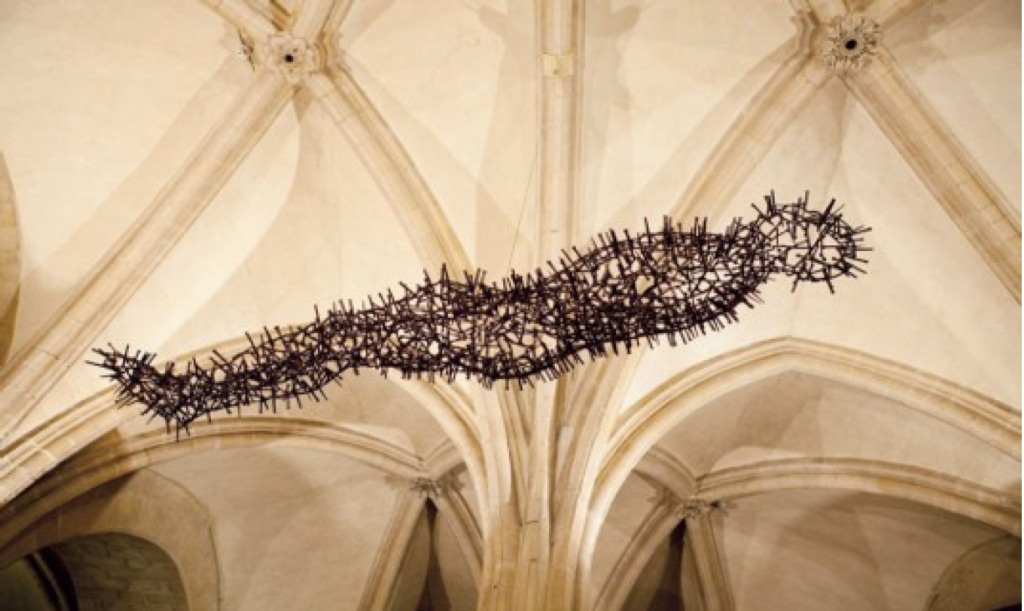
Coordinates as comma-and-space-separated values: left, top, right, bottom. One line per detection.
589, 472, 660, 603
623, 77, 1021, 411
887, 0, 1022, 213
152, 445, 399, 611
654, 372, 1020, 490
582, 0, 794, 233
341, 0, 538, 274
718, 488, 1010, 611
0, 0, 1018, 609
1, 0, 244, 351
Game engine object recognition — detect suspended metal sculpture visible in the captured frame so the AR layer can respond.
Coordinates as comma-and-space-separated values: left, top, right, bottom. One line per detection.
91, 193, 870, 434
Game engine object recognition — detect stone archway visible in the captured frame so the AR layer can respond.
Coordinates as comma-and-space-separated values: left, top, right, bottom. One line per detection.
51, 532, 189, 611
0, 469, 219, 610
587, 338, 1021, 583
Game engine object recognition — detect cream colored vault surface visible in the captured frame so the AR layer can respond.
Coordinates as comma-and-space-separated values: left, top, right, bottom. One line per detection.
0, 0, 1019, 610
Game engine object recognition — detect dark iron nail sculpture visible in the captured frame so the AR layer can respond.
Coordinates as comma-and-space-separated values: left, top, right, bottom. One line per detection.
91, 193, 870, 434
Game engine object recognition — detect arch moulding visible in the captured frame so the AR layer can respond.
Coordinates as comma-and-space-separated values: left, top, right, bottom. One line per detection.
697, 457, 1021, 535
0, 468, 219, 610
580, 337, 1021, 601
0, 334, 486, 512
0, 416, 428, 550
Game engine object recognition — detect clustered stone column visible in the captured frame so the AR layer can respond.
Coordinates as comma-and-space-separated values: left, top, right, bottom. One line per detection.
676, 497, 734, 611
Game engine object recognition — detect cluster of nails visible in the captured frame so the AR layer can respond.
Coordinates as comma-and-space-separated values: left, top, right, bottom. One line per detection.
91, 193, 870, 435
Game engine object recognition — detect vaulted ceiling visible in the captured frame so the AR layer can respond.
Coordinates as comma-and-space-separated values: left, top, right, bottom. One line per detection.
0, 1, 1019, 610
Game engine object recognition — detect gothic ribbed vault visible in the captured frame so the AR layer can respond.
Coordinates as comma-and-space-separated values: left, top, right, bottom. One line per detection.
0, 1, 1019, 610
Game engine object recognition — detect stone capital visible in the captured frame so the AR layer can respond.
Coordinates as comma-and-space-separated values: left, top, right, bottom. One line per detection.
408, 473, 460, 499
676, 497, 721, 521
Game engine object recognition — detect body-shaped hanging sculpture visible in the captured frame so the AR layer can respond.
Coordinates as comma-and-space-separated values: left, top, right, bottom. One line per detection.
92, 193, 870, 433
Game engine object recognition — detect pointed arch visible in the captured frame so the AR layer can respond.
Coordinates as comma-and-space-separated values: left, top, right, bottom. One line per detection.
0, 469, 218, 610
699, 457, 1020, 535
0, 333, 485, 513
582, 337, 1020, 602
0, 416, 426, 552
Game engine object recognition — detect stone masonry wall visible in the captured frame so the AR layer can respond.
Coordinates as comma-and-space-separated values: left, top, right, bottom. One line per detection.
54, 533, 188, 611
